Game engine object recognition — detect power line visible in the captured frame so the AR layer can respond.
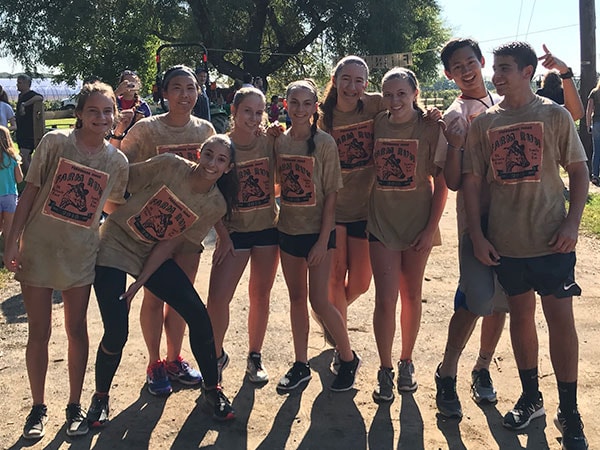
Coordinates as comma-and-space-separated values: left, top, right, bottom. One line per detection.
524, 0, 538, 39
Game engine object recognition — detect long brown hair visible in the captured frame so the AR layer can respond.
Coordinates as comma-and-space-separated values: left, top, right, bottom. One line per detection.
320, 56, 369, 132
0, 126, 20, 168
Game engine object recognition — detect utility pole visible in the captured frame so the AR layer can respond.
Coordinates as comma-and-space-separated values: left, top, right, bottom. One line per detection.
579, 0, 596, 167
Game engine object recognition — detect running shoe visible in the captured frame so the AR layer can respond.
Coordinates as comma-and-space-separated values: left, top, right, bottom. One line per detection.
65, 403, 89, 437
146, 360, 173, 396
201, 386, 235, 421
503, 392, 545, 430
397, 359, 418, 392
277, 362, 312, 391
471, 368, 497, 404
166, 356, 202, 385
330, 351, 361, 392
22, 404, 48, 440
246, 352, 269, 383
554, 408, 589, 450
87, 393, 109, 428
372, 367, 395, 403
435, 365, 462, 418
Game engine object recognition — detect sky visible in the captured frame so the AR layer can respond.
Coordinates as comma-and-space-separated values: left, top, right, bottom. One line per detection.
437, 0, 597, 79
0, 0, 596, 79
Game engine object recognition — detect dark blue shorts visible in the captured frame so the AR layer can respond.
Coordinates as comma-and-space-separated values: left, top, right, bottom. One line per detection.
494, 252, 581, 298
230, 228, 278, 250
278, 229, 336, 259
336, 220, 368, 239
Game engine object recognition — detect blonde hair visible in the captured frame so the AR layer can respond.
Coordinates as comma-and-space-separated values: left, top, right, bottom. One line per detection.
0, 126, 20, 169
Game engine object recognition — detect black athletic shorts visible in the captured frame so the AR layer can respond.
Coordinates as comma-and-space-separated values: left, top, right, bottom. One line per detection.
337, 220, 368, 239
230, 228, 279, 250
494, 252, 581, 298
278, 229, 336, 259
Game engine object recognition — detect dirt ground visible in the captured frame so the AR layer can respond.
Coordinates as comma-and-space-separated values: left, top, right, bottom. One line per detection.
1, 188, 599, 450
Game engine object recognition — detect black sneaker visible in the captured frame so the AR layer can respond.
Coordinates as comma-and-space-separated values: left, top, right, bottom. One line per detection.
471, 368, 497, 404
277, 362, 312, 391
87, 393, 110, 428
372, 367, 395, 403
330, 351, 361, 392
201, 386, 235, 421
22, 404, 48, 440
435, 365, 462, 418
65, 403, 89, 437
554, 408, 589, 450
503, 392, 545, 430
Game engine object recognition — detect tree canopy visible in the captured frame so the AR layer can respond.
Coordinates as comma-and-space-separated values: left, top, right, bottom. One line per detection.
0, 0, 449, 89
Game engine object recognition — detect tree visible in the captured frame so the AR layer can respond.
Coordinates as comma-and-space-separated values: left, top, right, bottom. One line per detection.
0, 0, 449, 89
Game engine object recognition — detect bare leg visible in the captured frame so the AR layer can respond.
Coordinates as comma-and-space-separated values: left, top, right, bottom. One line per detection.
207, 250, 251, 356
398, 246, 431, 361
370, 241, 401, 369
439, 307, 478, 378
280, 251, 309, 363
247, 245, 278, 353
541, 295, 578, 382
62, 284, 91, 404
507, 291, 538, 370
475, 311, 506, 371
22, 285, 53, 405
308, 250, 352, 361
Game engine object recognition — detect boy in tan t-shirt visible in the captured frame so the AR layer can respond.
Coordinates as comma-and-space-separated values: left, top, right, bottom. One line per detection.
463, 41, 589, 448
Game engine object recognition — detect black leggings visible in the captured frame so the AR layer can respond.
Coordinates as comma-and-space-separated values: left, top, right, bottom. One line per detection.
93, 260, 218, 392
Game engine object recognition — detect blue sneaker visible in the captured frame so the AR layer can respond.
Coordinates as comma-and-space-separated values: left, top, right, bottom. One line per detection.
146, 360, 173, 396
166, 356, 202, 385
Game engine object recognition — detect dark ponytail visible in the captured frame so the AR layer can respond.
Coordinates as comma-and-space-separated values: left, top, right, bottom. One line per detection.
286, 79, 320, 156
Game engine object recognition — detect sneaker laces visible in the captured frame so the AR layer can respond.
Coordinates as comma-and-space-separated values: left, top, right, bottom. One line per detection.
148, 361, 167, 380
26, 405, 47, 425
67, 403, 85, 421
249, 353, 263, 371
475, 369, 492, 388
440, 376, 457, 400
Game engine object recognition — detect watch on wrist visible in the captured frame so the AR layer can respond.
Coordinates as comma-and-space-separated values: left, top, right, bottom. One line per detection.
560, 68, 574, 79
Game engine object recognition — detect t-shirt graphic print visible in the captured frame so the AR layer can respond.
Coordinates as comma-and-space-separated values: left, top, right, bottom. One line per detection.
127, 186, 199, 243
330, 120, 374, 172
237, 157, 272, 210
373, 138, 417, 191
42, 158, 109, 227
487, 122, 543, 184
278, 155, 315, 206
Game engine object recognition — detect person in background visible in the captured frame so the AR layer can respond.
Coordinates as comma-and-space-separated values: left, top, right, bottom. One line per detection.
0, 85, 16, 130
4, 81, 129, 439
253, 76, 266, 94
0, 126, 23, 246
15, 75, 43, 174
112, 70, 152, 139
268, 95, 280, 124
586, 78, 600, 186
242, 73, 254, 89
536, 72, 564, 105
193, 67, 211, 122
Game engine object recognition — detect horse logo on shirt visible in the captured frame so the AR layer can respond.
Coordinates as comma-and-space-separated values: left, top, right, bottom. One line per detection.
282, 170, 305, 195
346, 138, 369, 163
381, 154, 406, 180
59, 182, 89, 212
140, 211, 174, 239
241, 175, 265, 202
505, 140, 530, 172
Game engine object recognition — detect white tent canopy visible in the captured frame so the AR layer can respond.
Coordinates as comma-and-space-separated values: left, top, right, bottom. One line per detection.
0, 77, 83, 102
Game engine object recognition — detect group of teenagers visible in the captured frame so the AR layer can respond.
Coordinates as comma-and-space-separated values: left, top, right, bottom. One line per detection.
3, 36, 589, 449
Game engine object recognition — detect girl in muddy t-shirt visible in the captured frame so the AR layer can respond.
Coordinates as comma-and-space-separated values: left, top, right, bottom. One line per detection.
3, 81, 129, 439
274, 79, 361, 393
207, 87, 278, 385
111, 65, 215, 397
368, 68, 447, 402
88, 134, 238, 424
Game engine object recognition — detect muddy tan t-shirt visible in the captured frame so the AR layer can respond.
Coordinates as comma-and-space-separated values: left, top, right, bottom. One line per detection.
367, 112, 446, 250
464, 95, 587, 257
225, 134, 278, 233
17, 129, 129, 290
318, 93, 382, 222
275, 129, 343, 235
97, 154, 226, 276
121, 114, 215, 163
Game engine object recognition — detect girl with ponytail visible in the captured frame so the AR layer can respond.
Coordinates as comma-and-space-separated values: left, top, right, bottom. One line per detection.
275, 80, 361, 393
